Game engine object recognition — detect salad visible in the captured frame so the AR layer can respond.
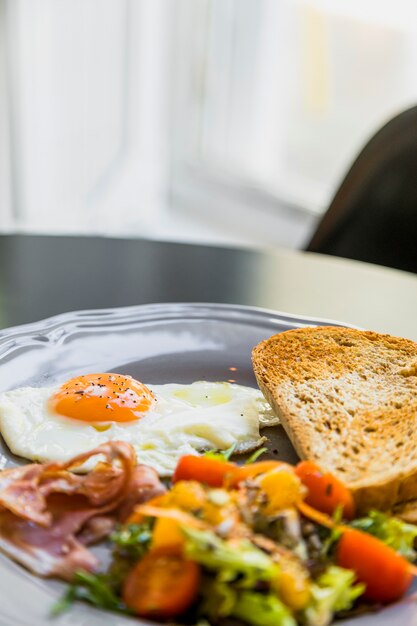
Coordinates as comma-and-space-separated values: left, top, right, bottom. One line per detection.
55, 451, 417, 625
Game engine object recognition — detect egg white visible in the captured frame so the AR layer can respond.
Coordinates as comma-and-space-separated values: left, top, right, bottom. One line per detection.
0, 381, 278, 475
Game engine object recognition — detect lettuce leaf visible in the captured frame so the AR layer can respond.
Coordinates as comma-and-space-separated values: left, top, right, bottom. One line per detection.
351, 510, 417, 561
183, 527, 278, 585
200, 578, 296, 626
232, 591, 296, 626
185, 528, 298, 625
200, 576, 238, 619
302, 566, 365, 626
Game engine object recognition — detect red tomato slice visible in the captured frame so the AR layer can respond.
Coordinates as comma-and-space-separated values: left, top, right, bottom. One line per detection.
295, 461, 355, 519
122, 546, 201, 619
337, 528, 412, 604
172, 455, 236, 487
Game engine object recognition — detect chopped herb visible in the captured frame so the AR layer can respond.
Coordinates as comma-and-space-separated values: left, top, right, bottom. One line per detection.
321, 505, 344, 557
204, 443, 237, 462
51, 571, 130, 617
111, 522, 153, 561
245, 447, 268, 465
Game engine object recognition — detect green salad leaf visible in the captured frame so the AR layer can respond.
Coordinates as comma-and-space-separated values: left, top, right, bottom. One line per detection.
351, 510, 417, 561
183, 527, 278, 585
185, 528, 297, 625
201, 577, 238, 619
232, 591, 296, 626
200, 578, 296, 626
302, 566, 365, 626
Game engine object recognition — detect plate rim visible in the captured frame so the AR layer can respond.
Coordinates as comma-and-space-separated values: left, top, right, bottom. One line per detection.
0, 301, 361, 341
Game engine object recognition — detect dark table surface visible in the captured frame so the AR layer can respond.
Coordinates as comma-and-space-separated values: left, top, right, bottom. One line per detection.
0, 234, 416, 340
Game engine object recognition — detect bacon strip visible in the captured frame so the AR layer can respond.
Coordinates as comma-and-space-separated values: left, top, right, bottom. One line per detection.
0, 442, 165, 579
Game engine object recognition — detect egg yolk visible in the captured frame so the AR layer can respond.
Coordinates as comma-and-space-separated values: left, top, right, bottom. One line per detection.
49, 373, 155, 423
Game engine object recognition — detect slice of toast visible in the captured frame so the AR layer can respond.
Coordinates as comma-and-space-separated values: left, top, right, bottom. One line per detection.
252, 326, 417, 514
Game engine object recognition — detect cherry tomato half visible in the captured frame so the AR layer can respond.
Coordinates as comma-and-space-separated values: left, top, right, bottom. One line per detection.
122, 545, 201, 619
295, 461, 355, 519
337, 528, 412, 604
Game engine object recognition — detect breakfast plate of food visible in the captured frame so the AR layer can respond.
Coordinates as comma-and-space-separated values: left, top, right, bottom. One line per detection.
0, 302, 416, 626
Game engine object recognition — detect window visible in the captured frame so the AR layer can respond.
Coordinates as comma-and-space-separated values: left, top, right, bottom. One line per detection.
170, 0, 417, 246
1, 0, 417, 247
1, 0, 169, 236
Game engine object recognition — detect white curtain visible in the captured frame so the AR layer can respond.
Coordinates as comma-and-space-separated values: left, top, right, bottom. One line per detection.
0, 0, 168, 234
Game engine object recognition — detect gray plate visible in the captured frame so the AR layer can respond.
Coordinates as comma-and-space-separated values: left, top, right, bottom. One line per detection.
0, 303, 415, 625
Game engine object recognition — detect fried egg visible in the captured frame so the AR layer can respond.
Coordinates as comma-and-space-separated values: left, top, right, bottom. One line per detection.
0, 373, 278, 475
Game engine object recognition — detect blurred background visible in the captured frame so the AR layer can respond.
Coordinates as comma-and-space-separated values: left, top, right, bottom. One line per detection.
1, 0, 417, 250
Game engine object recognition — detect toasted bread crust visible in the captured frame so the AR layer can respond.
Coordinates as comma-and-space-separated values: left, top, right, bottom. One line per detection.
252, 326, 417, 513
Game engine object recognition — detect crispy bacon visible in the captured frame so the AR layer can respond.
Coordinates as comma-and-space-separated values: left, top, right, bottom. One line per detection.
0, 442, 165, 580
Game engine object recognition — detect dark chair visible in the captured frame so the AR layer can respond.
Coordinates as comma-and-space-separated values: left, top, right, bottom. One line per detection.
306, 106, 417, 274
